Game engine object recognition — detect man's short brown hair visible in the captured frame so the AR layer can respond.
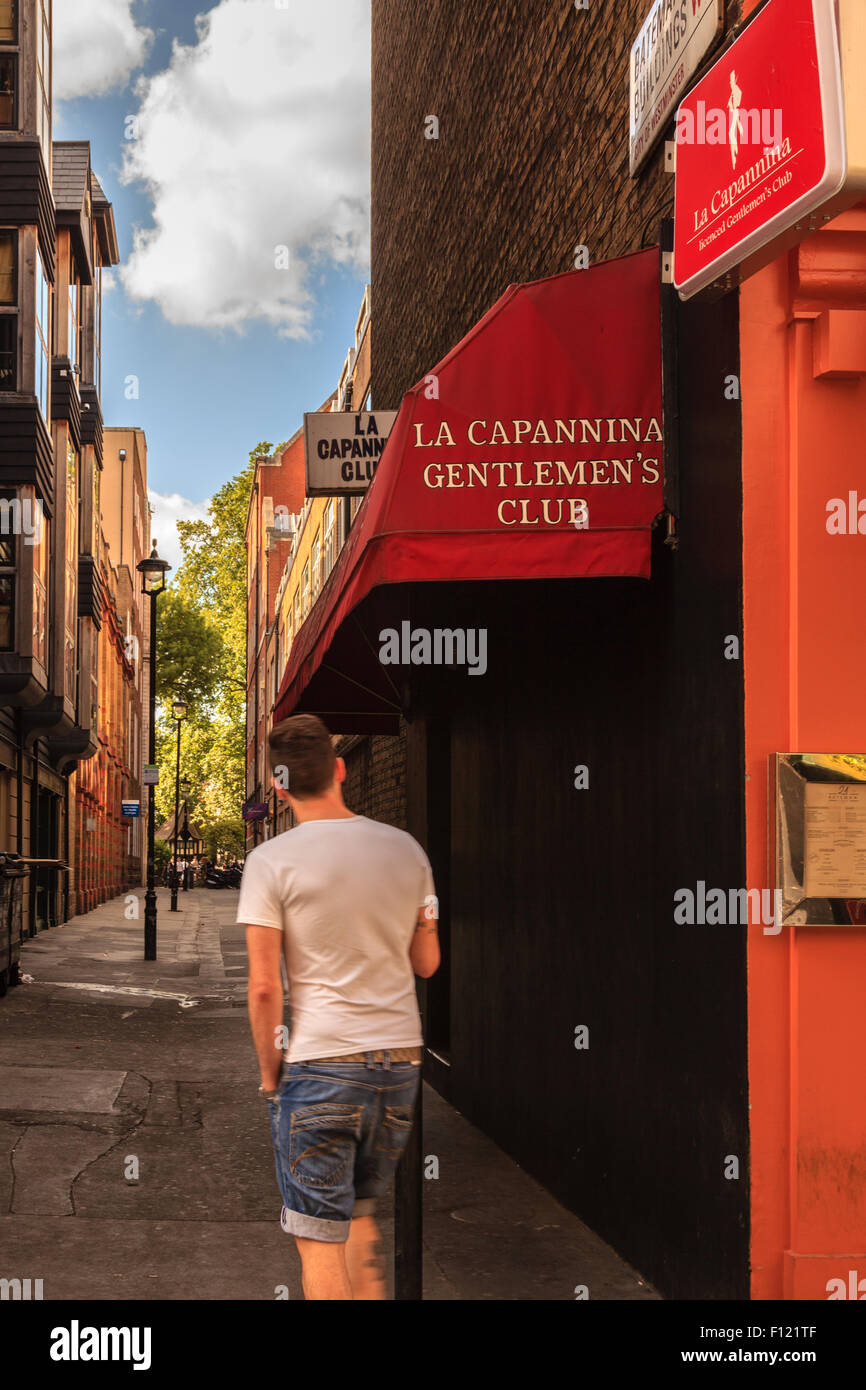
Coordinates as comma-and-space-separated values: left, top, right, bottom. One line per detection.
268, 714, 336, 798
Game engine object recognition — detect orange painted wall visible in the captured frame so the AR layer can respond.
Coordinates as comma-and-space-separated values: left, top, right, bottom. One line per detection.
741, 208, 866, 1298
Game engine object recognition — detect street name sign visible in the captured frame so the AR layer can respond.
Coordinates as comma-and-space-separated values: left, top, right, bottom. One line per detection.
629, 0, 724, 176
305, 411, 399, 497
673, 0, 866, 299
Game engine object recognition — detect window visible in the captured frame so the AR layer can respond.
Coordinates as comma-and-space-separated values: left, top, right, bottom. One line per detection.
67, 258, 78, 367
0, 314, 14, 391
0, 53, 15, 130
0, 2, 17, 45
65, 444, 78, 703
311, 530, 321, 602
93, 267, 102, 393
36, 0, 49, 157
292, 587, 300, 638
91, 464, 100, 551
0, 230, 14, 304
89, 626, 97, 729
0, 488, 15, 650
32, 503, 48, 668
0, 230, 16, 389
322, 500, 336, 579
35, 251, 50, 420
301, 560, 310, 619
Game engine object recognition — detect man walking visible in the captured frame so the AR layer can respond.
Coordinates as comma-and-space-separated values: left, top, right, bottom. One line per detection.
238, 713, 440, 1300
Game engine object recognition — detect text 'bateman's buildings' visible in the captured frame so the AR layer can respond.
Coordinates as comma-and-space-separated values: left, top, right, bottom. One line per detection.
248, 0, 866, 1301
0, 2, 151, 933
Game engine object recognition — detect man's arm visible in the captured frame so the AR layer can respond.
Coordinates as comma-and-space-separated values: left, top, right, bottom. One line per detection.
245, 925, 285, 1090
409, 900, 441, 979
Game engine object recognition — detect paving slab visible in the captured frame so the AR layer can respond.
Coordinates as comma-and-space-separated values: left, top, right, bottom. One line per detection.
0, 1065, 127, 1114
0, 1216, 304, 1300
12, 1126, 119, 1215
0, 1119, 23, 1211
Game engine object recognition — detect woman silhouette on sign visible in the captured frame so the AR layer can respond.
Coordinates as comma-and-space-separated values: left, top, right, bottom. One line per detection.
728, 69, 743, 171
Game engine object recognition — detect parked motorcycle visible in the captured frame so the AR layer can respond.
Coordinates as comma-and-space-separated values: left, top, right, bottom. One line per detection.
204, 862, 243, 890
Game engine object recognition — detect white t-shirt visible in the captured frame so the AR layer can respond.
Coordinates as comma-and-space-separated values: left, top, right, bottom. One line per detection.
237, 815, 435, 1062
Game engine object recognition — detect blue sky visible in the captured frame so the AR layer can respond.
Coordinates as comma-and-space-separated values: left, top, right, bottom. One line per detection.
53, 0, 371, 567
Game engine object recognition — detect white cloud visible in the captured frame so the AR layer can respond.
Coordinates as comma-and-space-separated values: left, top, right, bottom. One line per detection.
147, 490, 211, 576
53, 0, 153, 100
119, 0, 371, 336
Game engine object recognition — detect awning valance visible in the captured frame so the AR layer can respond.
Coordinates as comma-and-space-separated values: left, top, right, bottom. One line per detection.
275, 247, 664, 730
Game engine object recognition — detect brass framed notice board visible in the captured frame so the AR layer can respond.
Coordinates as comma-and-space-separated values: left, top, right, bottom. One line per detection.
773, 753, 866, 927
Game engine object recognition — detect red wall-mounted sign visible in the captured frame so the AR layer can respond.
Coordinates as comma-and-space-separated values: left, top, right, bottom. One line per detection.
673, 0, 848, 299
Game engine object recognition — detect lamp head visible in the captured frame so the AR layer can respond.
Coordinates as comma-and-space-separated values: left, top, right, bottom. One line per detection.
137, 540, 171, 595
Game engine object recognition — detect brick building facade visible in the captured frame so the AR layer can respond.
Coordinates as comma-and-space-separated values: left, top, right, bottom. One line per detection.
244, 288, 410, 844
370, 1, 751, 408
0, 4, 150, 939
70, 427, 149, 911
0, 1, 124, 935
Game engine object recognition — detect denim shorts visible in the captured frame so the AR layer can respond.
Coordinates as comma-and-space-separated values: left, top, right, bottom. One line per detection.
269, 1054, 421, 1243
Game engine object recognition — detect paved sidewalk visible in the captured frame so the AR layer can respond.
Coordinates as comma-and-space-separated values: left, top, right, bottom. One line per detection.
0, 889, 657, 1300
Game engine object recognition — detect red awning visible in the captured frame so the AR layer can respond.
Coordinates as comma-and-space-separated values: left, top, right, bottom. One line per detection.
275, 247, 664, 728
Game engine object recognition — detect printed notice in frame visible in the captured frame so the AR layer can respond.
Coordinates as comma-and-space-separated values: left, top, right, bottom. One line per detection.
804, 782, 866, 898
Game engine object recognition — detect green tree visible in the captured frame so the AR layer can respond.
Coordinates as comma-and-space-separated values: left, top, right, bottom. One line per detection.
156, 587, 227, 709
154, 442, 279, 860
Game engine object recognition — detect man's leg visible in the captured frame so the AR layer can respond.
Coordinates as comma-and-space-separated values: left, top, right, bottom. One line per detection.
294, 1236, 353, 1301
345, 1214, 386, 1300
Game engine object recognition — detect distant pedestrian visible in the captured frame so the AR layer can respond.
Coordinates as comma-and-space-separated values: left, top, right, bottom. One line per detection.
238, 713, 440, 1301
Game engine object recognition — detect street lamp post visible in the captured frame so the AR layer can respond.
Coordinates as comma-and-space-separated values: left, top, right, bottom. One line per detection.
137, 540, 171, 961
169, 699, 188, 912
180, 779, 191, 890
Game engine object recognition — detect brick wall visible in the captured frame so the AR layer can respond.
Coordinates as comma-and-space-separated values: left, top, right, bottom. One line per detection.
372, 0, 742, 405
338, 726, 407, 829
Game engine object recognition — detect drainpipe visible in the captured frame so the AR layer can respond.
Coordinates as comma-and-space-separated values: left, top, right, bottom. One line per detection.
63, 770, 70, 922
15, 710, 23, 855
29, 737, 39, 933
